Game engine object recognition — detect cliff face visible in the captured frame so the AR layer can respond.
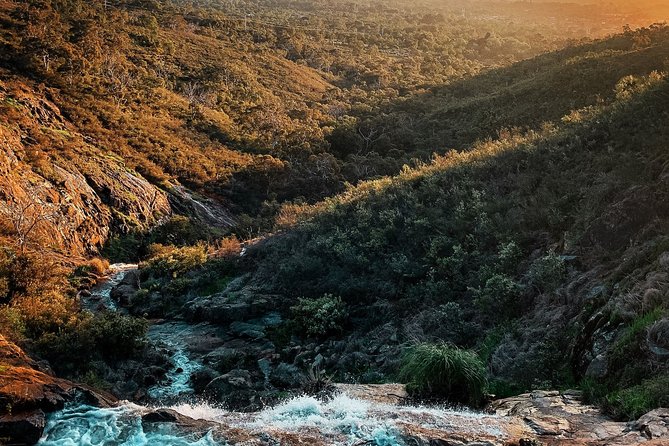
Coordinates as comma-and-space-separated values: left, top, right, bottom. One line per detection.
0, 79, 171, 256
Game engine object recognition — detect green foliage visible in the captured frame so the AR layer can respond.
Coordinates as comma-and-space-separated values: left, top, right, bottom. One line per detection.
34, 312, 148, 375
605, 374, 669, 420
141, 244, 208, 278
473, 274, 524, 319
526, 251, 566, 292
399, 343, 488, 406
291, 294, 349, 338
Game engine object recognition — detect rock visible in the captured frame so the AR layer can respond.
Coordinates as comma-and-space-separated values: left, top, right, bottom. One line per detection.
523, 415, 570, 436
0, 366, 72, 412
190, 367, 219, 394
229, 321, 266, 339
585, 353, 608, 379
204, 369, 253, 398
141, 409, 224, 440
111, 270, 140, 306
0, 111, 171, 257
632, 409, 669, 439
0, 409, 46, 446
203, 347, 246, 372
270, 363, 304, 388
647, 319, 669, 359
184, 293, 272, 324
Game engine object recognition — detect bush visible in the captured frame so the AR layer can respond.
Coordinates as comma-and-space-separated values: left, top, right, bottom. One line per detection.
473, 274, 524, 319
605, 374, 669, 420
399, 342, 488, 406
526, 251, 566, 292
142, 244, 208, 278
291, 294, 348, 338
34, 312, 148, 375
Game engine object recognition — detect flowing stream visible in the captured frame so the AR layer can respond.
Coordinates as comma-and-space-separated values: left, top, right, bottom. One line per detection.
40, 265, 520, 445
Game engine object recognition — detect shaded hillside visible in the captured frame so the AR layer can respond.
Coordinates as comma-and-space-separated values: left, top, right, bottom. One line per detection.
333, 25, 669, 165
129, 27, 669, 419
248, 65, 669, 415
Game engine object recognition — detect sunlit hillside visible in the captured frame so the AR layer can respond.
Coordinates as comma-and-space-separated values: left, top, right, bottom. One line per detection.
1, 1, 669, 445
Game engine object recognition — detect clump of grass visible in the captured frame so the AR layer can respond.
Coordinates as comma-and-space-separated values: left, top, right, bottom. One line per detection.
399, 342, 488, 407
605, 373, 669, 420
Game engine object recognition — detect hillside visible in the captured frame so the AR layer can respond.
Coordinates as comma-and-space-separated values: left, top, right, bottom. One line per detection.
0, 0, 648, 250
1, 1, 669, 444
128, 24, 669, 419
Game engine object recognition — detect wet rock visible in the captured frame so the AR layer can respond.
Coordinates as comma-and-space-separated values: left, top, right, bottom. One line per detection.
204, 369, 253, 397
0, 409, 46, 446
230, 321, 266, 339
190, 367, 219, 394
141, 408, 223, 439
111, 270, 140, 306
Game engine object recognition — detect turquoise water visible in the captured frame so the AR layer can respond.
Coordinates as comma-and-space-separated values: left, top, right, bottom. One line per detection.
37, 404, 221, 446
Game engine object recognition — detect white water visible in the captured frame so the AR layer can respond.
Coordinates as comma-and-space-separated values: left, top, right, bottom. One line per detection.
39, 393, 510, 446
81, 263, 138, 312
147, 323, 204, 402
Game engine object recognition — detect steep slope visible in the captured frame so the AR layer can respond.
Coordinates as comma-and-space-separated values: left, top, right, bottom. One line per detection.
337, 25, 669, 162
135, 29, 669, 419
0, 77, 171, 256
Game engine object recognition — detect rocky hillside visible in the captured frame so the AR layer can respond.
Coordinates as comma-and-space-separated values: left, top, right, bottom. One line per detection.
124, 25, 669, 421
0, 77, 173, 256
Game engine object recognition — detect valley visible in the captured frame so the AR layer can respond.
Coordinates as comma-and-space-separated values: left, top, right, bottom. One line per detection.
1, 0, 669, 445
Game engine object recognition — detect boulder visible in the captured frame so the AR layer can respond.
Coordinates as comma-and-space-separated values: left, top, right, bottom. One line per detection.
111, 270, 140, 306
270, 363, 304, 388
632, 409, 669, 439
141, 409, 223, 440
204, 369, 253, 397
0, 410, 46, 446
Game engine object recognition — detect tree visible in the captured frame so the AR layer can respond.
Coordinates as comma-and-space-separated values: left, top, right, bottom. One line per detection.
0, 198, 59, 254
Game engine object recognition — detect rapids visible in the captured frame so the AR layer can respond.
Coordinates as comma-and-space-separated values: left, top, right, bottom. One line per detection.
38, 393, 514, 446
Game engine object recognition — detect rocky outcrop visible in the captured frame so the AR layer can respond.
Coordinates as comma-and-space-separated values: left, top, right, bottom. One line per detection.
491, 390, 669, 445
0, 335, 117, 445
0, 81, 171, 256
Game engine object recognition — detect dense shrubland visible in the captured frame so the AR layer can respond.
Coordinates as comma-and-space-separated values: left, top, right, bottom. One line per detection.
1, 0, 668, 415
232, 53, 669, 414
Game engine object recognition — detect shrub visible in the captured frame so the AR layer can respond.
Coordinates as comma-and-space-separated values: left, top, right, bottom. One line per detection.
0, 306, 26, 341
34, 312, 148, 375
526, 251, 566, 292
399, 342, 488, 406
12, 291, 77, 338
87, 258, 110, 276
142, 244, 207, 278
605, 374, 669, 420
291, 294, 348, 338
473, 274, 524, 319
